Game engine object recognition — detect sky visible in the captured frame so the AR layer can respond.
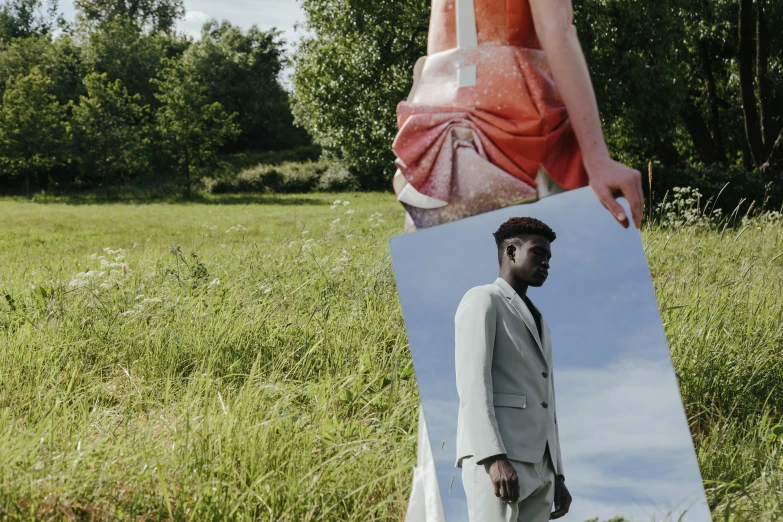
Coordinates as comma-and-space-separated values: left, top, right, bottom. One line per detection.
56, 0, 306, 83
389, 187, 712, 522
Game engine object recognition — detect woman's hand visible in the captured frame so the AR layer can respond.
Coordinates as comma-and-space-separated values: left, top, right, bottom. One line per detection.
528, 0, 644, 229
586, 156, 644, 229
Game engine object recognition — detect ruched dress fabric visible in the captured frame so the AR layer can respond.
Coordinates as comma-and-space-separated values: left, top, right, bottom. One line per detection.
392, 0, 589, 229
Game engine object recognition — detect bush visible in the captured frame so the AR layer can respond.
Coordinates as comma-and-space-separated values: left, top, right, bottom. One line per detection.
646, 163, 782, 214
224, 145, 322, 170
205, 157, 358, 194
317, 160, 360, 192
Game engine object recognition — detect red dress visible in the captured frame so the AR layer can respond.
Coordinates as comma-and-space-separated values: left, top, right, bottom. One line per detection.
392, 0, 589, 229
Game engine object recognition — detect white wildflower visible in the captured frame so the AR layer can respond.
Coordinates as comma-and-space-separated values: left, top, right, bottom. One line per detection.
225, 224, 248, 234
346, 209, 355, 215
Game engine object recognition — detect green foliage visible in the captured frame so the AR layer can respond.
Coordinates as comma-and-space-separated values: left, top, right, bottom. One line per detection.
183, 20, 309, 151
0, 0, 300, 197
0, 193, 782, 518
292, 0, 783, 189
573, 0, 691, 165
0, 0, 63, 42
574, 0, 783, 173
152, 56, 240, 197
0, 34, 87, 105
80, 19, 189, 108
291, 0, 430, 190
0, 66, 66, 197
70, 72, 150, 190
206, 158, 359, 195
73, 0, 184, 34
0, 193, 412, 520
224, 144, 322, 170
646, 162, 782, 216
645, 194, 783, 519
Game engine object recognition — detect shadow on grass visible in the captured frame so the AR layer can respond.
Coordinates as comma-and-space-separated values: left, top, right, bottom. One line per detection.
5, 189, 333, 206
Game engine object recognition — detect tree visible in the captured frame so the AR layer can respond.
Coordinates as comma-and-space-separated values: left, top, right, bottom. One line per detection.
182, 19, 308, 151
573, 0, 783, 177
737, 0, 783, 172
70, 72, 149, 193
73, 0, 184, 34
80, 19, 189, 108
292, 0, 782, 190
291, 0, 429, 189
0, 34, 88, 105
0, 0, 64, 42
153, 57, 240, 197
0, 67, 66, 198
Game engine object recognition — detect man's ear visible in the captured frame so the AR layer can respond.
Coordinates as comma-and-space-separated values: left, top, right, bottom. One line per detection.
506, 244, 516, 263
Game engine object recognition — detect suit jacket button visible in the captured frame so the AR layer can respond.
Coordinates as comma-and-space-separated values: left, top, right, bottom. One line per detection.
541, 371, 548, 378
541, 402, 548, 408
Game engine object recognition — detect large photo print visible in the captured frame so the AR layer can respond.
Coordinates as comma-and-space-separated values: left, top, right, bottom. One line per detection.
390, 187, 711, 522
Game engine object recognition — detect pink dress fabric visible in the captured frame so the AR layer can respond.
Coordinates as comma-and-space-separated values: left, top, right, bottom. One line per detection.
392, 0, 589, 229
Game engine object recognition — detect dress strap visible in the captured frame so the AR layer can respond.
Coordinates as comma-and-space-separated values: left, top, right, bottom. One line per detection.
455, 0, 478, 48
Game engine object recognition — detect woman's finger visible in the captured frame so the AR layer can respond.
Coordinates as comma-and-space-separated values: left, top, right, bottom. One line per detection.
622, 177, 643, 229
592, 183, 629, 228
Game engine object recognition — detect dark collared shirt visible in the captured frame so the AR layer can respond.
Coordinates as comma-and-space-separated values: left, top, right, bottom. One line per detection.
522, 294, 542, 339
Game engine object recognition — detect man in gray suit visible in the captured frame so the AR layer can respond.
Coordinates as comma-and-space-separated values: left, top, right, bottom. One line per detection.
455, 216, 572, 521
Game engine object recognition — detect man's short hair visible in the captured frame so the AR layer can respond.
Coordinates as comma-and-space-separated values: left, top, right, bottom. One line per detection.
493, 217, 556, 265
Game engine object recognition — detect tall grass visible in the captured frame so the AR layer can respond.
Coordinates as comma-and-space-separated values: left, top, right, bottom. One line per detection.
646, 187, 783, 521
0, 194, 417, 520
0, 188, 781, 521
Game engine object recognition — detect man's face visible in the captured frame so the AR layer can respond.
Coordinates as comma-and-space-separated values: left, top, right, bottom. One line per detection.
507, 236, 552, 287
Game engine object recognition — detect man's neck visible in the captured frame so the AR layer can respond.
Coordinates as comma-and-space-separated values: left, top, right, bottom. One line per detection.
499, 272, 528, 298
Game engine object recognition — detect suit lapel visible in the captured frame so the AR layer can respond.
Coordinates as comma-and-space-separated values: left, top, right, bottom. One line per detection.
493, 278, 546, 361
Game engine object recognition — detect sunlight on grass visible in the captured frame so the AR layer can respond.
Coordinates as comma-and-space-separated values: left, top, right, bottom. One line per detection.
0, 190, 781, 520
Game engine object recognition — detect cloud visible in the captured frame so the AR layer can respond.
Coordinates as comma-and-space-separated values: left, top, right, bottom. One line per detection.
392, 188, 710, 521
177, 10, 211, 40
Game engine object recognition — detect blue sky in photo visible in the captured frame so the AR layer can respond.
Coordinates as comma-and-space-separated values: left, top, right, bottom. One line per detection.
389, 187, 712, 522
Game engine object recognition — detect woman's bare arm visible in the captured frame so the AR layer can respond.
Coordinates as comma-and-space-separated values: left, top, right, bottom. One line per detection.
528, 0, 644, 229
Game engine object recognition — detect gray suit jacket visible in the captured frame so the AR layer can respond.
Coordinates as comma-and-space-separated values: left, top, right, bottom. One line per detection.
454, 277, 564, 477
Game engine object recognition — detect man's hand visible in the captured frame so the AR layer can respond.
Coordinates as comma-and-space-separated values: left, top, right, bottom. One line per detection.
550, 475, 572, 519
586, 156, 644, 229
488, 457, 520, 502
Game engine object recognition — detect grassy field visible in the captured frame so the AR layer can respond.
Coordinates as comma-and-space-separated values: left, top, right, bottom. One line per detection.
0, 191, 781, 521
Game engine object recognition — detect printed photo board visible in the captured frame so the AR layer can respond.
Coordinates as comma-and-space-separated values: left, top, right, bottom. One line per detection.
389, 187, 711, 522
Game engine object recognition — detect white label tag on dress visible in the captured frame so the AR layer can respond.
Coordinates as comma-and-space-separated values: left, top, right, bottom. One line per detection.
457, 64, 477, 88
455, 0, 478, 48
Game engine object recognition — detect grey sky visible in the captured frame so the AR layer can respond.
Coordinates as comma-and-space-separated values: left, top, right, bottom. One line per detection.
389, 187, 711, 522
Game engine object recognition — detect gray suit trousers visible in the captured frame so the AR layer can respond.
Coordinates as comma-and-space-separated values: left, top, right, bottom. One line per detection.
462, 445, 556, 522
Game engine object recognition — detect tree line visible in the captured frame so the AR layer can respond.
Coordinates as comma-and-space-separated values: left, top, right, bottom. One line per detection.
292, 0, 783, 205
0, 0, 307, 198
